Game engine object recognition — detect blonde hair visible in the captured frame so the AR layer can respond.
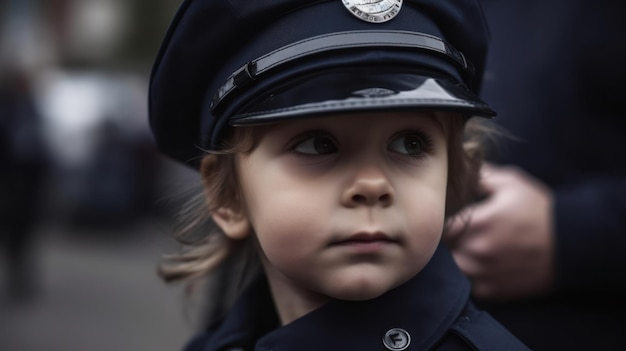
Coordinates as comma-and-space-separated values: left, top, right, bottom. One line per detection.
159, 114, 489, 321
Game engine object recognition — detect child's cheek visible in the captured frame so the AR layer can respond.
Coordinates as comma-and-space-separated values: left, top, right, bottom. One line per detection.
251, 189, 331, 260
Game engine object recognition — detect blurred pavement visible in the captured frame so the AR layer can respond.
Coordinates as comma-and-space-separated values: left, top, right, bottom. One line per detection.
0, 219, 197, 351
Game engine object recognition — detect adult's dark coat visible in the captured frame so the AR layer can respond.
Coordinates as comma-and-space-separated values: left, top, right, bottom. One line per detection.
477, 0, 626, 349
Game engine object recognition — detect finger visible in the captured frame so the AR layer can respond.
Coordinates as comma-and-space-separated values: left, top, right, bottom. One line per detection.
479, 162, 497, 177
445, 165, 507, 246
478, 166, 508, 193
481, 164, 534, 191
450, 251, 487, 279
444, 201, 497, 250
444, 205, 492, 247
443, 207, 474, 244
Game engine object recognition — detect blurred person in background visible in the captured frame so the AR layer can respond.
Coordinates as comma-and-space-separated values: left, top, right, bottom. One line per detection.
23, 0, 174, 230
445, 0, 626, 350
0, 0, 52, 301
0, 72, 49, 300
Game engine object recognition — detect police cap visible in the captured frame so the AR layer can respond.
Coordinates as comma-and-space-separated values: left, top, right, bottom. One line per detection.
149, 0, 496, 166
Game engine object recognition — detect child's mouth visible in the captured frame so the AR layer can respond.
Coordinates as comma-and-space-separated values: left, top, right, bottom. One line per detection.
330, 232, 399, 252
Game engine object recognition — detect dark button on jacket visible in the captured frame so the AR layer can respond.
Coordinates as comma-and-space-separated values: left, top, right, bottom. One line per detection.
183, 245, 530, 351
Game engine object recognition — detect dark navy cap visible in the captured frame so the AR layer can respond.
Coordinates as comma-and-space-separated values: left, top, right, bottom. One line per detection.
149, 0, 496, 166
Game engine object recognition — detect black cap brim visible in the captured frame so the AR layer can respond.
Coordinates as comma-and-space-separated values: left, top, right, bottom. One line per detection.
230, 67, 495, 127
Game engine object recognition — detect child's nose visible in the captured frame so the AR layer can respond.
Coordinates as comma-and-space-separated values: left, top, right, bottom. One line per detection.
340, 166, 394, 208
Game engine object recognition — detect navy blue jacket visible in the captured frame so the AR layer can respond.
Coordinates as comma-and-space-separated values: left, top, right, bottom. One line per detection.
184, 245, 530, 351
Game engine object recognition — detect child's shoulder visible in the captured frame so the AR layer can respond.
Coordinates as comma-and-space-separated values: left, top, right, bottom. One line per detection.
182, 304, 532, 351
443, 302, 532, 351
180, 264, 531, 351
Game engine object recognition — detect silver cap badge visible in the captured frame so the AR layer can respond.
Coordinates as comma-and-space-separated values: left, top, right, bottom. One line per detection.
342, 0, 403, 23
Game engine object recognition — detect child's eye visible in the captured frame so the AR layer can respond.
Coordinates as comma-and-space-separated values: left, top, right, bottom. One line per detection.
388, 132, 431, 157
292, 134, 338, 155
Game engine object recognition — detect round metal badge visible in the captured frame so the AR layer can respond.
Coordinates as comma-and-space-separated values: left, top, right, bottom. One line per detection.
342, 0, 403, 23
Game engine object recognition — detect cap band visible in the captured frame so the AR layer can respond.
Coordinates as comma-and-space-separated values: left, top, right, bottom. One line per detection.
210, 30, 473, 115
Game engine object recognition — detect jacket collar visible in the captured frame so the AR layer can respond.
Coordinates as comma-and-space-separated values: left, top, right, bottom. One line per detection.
204, 244, 470, 351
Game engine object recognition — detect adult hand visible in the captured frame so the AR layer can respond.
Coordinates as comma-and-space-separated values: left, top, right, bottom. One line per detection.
444, 163, 555, 300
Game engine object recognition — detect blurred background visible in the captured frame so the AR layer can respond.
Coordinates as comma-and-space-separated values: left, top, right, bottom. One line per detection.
2, 1, 625, 351
0, 1, 206, 350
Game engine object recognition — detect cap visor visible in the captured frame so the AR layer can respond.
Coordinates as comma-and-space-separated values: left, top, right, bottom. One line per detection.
230, 68, 495, 126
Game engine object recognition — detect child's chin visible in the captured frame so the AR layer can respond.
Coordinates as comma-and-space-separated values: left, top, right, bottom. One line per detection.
329, 278, 407, 301
336, 291, 387, 301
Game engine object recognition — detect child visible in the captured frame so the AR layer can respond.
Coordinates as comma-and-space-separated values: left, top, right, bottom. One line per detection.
149, 0, 531, 350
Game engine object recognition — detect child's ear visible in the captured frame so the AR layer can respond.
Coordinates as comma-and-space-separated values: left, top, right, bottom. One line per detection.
211, 207, 251, 240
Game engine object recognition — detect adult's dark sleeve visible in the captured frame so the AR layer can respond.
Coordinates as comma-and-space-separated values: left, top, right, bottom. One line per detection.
554, 177, 626, 292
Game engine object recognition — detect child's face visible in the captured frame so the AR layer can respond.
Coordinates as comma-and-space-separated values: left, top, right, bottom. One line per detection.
234, 112, 448, 304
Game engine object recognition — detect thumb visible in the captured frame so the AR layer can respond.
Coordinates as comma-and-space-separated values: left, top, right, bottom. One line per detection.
445, 163, 493, 245
444, 204, 478, 246
478, 163, 510, 194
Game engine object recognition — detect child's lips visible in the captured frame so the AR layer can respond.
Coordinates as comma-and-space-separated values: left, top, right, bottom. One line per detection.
329, 232, 399, 251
